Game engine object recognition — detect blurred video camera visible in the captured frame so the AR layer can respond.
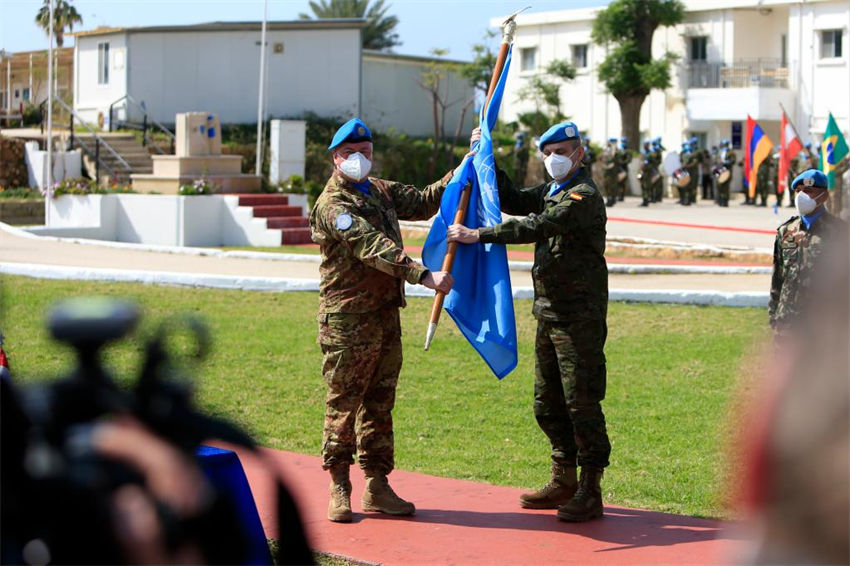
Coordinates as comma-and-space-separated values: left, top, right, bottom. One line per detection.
1, 298, 311, 565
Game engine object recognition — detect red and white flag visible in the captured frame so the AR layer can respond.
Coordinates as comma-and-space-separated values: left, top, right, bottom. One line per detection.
779, 110, 804, 194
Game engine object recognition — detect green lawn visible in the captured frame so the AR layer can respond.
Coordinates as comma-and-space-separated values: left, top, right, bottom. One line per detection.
1, 275, 766, 519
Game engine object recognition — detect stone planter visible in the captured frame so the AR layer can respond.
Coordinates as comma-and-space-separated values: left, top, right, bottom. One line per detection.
0, 199, 45, 225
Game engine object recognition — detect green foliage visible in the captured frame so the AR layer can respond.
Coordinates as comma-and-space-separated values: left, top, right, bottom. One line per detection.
178, 178, 217, 196
459, 36, 498, 94
34, 0, 83, 47
3, 276, 766, 518
22, 104, 43, 126
299, 0, 401, 51
0, 187, 42, 199
275, 174, 324, 209
591, 0, 684, 95
516, 59, 576, 126
48, 177, 134, 197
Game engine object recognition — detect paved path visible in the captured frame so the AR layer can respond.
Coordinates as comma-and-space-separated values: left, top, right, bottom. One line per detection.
230, 447, 748, 566
0, 227, 770, 292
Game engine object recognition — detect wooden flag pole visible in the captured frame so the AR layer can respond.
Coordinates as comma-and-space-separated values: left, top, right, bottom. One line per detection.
424, 8, 527, 351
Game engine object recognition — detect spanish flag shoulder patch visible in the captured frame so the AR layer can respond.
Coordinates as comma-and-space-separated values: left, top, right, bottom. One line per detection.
568, 193, 584, 201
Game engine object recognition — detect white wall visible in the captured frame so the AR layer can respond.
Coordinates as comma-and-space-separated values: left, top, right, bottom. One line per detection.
362, 53, 476, 138
500, 0, 848, 153
790, 1, 850, 138
123, 29, 359, 125
74, 33, 128, 125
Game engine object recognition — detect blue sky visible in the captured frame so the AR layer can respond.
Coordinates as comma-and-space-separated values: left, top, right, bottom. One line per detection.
1, 0, 607, 60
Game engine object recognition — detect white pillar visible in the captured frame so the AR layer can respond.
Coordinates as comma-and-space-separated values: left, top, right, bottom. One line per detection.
5, 59, 10, 114
269, 120, 306, 185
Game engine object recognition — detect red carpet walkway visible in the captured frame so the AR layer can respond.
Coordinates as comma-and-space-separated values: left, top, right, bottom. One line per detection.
232, 448, 748, 565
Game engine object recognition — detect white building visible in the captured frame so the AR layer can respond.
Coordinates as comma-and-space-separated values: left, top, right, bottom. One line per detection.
495, 0, 849, 152
71, 20, 474, 137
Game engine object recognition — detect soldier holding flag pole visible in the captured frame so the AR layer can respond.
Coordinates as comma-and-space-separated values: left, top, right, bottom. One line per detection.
447, 118, 611, 523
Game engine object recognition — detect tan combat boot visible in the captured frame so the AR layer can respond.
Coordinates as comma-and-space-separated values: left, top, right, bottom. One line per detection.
557, 466, 604, 522
327, 465, 352, 523
519, 463, 578, 509
361, 472, 415, 516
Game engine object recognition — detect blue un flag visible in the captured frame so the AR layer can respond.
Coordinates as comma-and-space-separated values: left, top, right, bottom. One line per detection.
422, 47, 517, 379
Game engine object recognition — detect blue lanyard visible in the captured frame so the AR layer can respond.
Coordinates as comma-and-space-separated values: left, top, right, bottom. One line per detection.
352, 180, 371, 196
802, 209, 825, 229
547, 169, 581, 197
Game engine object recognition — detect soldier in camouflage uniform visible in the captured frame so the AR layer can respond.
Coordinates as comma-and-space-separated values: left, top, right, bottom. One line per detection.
448, 121, 610, 523
681, 140, 701, 205
615, 137, 630, 201
638, 140, 654, 206
310, 118, 455, 523
650, 138, 665, 202
769, 169, 848, 335
756, 148, 775, 206
601, 138, 619, 207
716, 139, 736, 207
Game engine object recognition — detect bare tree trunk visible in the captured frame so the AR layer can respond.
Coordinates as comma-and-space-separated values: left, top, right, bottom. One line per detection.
449, 97, 475, 165
615, 93, 646, 151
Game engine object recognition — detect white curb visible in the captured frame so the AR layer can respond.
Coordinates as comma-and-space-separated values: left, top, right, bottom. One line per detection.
1, 262, 769, 307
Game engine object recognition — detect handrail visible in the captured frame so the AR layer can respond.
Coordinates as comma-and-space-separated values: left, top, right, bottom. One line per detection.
108, 94, 175, 154
53, 97, 133, 180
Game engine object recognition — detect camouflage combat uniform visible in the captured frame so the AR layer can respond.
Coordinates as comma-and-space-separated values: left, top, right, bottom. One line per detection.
717, 149, 736, 206
682, 150, 700, 205
310, 170, 452, 474
478, 166, 611, 469
769, 212, 848, 334
615, 148, 630, 200
639, 149, 654, 204
756, 154, 774, 206
650, 147, 664, 202
600, 148, 618, 206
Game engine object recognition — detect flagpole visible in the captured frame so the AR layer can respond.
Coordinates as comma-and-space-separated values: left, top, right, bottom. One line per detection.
424, 7, 526, 351
45, 0, 54, 226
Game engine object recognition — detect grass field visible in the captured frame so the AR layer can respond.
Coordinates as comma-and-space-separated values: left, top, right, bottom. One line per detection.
1, 275, 767, 519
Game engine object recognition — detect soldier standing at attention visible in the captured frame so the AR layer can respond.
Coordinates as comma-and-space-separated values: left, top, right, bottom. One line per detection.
680, 141, 696, 205
310, 118, 456, 523
651, 138, 665, 202
601, 138, 619, 207
447, 121, 611, 523
769, 169, 848, 335
615, 137, 630, 201
716, 139, 736, 207
756, 148, 775, 206
638, 140, 654, 206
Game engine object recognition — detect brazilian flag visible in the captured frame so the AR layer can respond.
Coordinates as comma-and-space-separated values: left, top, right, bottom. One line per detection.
821, 113, 848, 189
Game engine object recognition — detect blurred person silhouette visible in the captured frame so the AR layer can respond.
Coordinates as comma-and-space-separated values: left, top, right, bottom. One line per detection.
738, 204, 849, 564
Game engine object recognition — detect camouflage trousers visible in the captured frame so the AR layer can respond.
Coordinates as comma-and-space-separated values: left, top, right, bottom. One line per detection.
717, 180, 731, 202
640, 174, 653, 201
533, 318, 611, 469
602, 174, 618, 199
318, 309, 402, 475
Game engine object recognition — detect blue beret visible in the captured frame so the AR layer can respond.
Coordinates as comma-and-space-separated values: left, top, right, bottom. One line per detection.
620, 136, 627, 142
804, 142, 812, 149
791, 169, 828, 190
538, 121, 581, 149
608, 137, 618, 143
328, 118, 372, 150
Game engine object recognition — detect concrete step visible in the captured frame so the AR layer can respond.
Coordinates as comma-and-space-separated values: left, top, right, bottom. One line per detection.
280, 228, 313, 245
267, 216, 309, 229
252, 205, 302, 218
238, 194, 290, 207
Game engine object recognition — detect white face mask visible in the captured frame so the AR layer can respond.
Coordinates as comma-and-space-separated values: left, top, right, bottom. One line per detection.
544, 151, 575, 180
794, 191, 820, 216
338, 152, 372, 181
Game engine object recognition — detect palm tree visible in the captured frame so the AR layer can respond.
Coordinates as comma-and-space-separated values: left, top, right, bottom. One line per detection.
35, 0, 83, 48
299, 0, 401, 51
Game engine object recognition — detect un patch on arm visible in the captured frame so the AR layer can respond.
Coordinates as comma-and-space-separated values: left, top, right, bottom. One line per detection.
335, 212, 354, 231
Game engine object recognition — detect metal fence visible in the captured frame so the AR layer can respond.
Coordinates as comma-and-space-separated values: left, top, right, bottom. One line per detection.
685, 58, 789, 89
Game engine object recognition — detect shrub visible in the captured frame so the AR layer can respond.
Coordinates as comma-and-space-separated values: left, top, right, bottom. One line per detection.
178, 178, 217, 196
0, 186, 42, 199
